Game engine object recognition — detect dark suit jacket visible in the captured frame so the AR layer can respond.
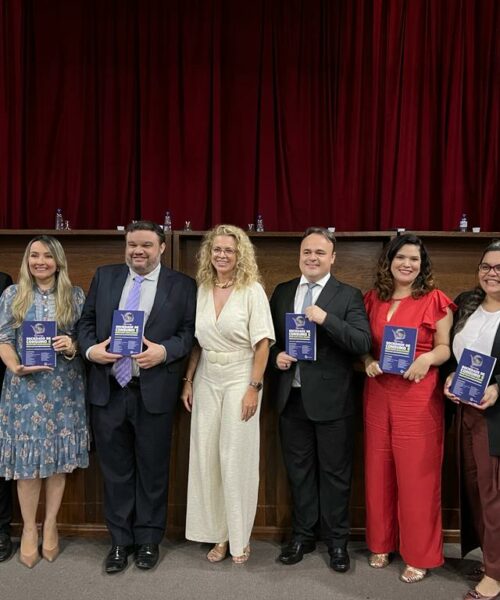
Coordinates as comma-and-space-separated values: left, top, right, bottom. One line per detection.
270, 275, 371, 421
0, 272, 13, 385
77, 264, 196, 414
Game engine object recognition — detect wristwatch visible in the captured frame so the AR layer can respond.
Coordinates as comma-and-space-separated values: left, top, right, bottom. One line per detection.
249, 380, 263, 391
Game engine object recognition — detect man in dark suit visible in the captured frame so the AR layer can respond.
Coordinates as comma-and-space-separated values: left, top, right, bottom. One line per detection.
78, 221, 196, 574
0, 272, 13, 563
270, 227, 371, 572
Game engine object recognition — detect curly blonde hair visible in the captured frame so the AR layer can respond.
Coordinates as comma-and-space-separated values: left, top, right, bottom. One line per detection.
12, 235, 77, 330
196, 225, 262, 289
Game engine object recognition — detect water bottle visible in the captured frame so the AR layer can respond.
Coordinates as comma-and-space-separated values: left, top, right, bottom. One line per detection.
163, 211, 172, 232
55, 208, 64, 230
256, 214, 264, 232
459, 213, 468, 232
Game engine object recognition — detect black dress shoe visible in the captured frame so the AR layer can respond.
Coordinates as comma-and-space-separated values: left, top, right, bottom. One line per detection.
329, 546, 350, 572
0, 532, 13, 562
105, 545, 133, 574
135, 543, 159, 570
278, 540, 316, 565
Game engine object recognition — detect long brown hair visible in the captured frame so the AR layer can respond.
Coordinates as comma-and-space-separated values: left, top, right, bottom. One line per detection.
374, 234, 435, 301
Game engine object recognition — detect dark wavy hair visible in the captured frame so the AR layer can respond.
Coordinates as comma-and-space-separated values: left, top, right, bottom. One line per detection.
374, 234, 435, 301
454, 239, 500, 333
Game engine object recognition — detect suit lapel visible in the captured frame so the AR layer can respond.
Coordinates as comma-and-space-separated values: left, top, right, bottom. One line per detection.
286, 278, 300, 313
110, 267, 129, 311
315, 275, 340, 310
146, 266, 174, 330
491, 323, 500, 376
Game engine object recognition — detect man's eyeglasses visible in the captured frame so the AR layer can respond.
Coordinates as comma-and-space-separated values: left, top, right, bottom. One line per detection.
478, 263, 500, 275
212, 247, 236, 256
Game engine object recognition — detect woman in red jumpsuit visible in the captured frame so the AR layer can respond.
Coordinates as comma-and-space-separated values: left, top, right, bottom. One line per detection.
362, 234, 454, 583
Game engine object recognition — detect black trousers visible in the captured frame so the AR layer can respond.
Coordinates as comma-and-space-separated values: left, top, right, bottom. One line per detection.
0, 479, 12, 535
279, 388, 354, 548
92, 380, 174, 546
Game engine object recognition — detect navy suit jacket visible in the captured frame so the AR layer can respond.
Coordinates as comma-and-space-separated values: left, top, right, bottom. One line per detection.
77, 264, 196, 414
270, 275, 371, 421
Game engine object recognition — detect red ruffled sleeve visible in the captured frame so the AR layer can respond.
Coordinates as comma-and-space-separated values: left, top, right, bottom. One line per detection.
421, 289, 457, 331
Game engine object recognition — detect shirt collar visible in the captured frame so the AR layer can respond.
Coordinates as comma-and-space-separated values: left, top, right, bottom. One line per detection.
299, 272, 331, 289
129, 262, 161, 282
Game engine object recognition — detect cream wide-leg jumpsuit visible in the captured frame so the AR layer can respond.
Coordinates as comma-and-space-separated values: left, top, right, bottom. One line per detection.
185, 282, 275, 556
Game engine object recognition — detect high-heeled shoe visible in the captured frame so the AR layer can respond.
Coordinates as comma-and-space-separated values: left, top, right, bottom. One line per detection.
400, 564, 427, 583
232, 545, 251, 564
464, 590, 500, 599
42, 544, 60, 562
19, 528, 41, 569
42, 521, 60, 562
368, 552, 390, 568
19, 548, 41, 569
207, 542, 228, 563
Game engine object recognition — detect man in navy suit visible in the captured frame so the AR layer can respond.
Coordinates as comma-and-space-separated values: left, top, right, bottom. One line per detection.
78, 221, 196, 573
270, 227, 370, 572
0, 272, 13, 563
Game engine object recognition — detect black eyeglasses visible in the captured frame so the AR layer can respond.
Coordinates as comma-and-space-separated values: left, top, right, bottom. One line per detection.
478, 263, 500, 275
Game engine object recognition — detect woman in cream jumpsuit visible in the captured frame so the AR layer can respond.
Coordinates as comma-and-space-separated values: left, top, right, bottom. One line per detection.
181, 225, 274, 564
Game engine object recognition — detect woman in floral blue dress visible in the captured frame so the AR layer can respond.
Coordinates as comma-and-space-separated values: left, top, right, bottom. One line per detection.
0, 235, 89, 567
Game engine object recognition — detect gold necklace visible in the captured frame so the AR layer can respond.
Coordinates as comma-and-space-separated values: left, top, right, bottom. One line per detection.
214, 279, 234, 289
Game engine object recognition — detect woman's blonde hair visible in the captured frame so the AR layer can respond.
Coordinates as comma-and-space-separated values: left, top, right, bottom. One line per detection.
196, 225, 262, 289
12, 235, 76, 330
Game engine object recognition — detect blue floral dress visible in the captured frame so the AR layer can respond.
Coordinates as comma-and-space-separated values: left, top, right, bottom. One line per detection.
0, 285, 89, 480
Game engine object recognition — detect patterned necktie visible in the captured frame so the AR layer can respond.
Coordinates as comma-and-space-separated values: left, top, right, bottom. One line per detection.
115, 275, 145, 387
295, 282, 319, 385
301, 282, 318, 312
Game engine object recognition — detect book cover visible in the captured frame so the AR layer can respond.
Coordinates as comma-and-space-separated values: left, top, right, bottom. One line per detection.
450, 348, 497, 405
21, 320, 57, 367
110, 310, 145, 355
285, 313, 316, 361
380, 325, 418, 375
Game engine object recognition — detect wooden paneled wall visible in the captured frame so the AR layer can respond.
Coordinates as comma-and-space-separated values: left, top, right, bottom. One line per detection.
0, 229, 497, 541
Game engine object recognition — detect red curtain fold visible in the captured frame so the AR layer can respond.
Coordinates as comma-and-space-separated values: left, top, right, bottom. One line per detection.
0, 0, 498, 231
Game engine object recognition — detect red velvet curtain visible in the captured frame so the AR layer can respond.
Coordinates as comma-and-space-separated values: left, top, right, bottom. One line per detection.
1, 0, 498, 231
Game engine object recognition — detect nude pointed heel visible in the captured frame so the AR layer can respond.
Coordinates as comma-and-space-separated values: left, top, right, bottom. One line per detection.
19, 549, 41, 569
42, 544, 60, 562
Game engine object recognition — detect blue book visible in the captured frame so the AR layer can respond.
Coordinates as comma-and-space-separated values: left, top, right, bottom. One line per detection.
21, 320, 57, 367
285, 313, 316, 361
110, 310, 145, 355
450, 348, 497, 405
379, 325, 418, 375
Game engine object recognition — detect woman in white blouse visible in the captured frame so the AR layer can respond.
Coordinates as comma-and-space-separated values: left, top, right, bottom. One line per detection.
181, 225, 275, 564
444, 239, 500, 600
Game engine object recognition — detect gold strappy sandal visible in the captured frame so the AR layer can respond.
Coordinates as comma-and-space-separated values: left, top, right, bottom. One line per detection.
368, 553, 390, 568
232, 545, 251, 564
207, 542, 228, 563
400, 565, 427, 583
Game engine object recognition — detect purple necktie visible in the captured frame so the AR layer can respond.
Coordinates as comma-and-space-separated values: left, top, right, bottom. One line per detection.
115, 275, 145, 387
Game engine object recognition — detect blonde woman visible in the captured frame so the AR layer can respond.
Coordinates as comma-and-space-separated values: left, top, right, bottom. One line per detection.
0, 236, 88, 568
181, 225, 275, 564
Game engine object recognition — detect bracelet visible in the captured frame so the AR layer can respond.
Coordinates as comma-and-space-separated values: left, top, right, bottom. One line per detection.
63, 345, 77, 361
182, 377, 193, 383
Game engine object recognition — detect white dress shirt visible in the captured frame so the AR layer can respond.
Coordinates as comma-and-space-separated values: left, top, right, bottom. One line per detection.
292, 273, 331, 387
